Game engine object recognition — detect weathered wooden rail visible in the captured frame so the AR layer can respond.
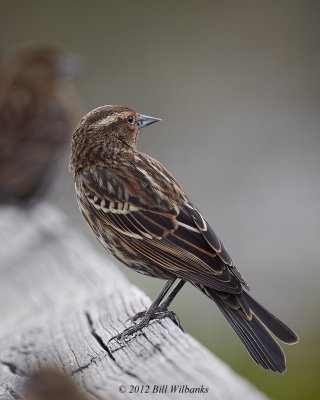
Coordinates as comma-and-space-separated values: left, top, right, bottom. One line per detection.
0, 202, 267, 400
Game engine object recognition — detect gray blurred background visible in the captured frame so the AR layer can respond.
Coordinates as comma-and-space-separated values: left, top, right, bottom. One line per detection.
1, 1, 319, 399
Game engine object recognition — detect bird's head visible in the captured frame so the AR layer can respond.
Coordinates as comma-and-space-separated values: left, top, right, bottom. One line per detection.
70, 105, 161, 172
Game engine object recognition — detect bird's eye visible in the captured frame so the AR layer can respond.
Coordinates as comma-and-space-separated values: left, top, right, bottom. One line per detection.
127, 115, 134, 124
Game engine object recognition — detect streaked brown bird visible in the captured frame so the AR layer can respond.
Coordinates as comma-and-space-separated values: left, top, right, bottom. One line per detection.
70, 105, 298, 373
0, 45, 81, 204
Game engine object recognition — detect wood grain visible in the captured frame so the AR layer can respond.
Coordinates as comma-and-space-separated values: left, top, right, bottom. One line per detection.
0, 203, 268, 400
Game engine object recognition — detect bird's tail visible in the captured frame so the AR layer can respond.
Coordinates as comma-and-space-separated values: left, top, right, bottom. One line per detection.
198, 286, 298, 373
242, 291, 298, 344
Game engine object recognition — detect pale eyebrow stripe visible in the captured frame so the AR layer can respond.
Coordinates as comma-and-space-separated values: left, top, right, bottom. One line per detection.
92, 115, 118, 127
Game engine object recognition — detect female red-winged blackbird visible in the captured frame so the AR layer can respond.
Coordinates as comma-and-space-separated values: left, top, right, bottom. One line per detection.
0, 46, 81, 204
70, 105, 298, 373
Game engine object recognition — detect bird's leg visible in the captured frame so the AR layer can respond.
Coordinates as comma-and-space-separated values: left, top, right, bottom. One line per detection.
109, 280, 185, 342
151, 279, 186, 330
131, 279, 186, 329
158, 279, 186, 310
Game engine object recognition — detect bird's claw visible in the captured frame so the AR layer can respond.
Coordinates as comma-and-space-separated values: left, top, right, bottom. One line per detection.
130, 308, 183, 329
108, 308, 183, 344
164, 310, 184, 331
108, 317, 151, 343
124, 310, 146, 324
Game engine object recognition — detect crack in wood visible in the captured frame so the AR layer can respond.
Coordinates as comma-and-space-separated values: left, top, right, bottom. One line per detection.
71, 357, 97, 376
85, 312, 115, 361
0, 360, 24, 377
84, 311, 143, 383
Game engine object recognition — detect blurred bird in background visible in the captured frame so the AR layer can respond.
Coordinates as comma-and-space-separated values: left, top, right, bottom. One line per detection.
70, 105, 299, 374
24, 369, 90, 400
0, 45, 82, 204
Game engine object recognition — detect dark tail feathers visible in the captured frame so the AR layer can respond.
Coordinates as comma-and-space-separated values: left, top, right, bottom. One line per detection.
202, 287, 298, 373
242, 292, 298, 344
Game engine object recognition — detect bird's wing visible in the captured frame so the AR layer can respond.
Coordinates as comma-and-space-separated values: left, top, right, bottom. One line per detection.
79, 166, 248, 293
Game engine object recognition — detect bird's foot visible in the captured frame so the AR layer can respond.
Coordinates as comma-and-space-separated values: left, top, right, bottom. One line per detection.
108, 315, 151, 343
109, 307, 183, 343
130, 308, 183, 331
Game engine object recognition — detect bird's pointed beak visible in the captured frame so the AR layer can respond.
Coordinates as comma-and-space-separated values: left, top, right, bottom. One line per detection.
136, 114, 162, 129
